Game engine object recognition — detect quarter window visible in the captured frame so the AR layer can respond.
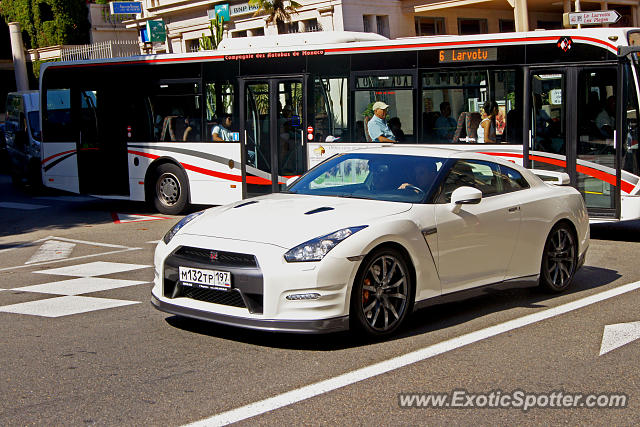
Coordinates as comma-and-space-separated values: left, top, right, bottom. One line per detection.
499, 165, 530, 192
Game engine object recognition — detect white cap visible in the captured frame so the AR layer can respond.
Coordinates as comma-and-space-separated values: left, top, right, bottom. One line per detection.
325, 135, 341, 142
372, 101, 389, 111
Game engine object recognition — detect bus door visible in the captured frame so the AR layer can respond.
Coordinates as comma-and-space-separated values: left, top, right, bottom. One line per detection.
76, 87, 130, 196
527, 67, 619, 217
239, 76, 306, 196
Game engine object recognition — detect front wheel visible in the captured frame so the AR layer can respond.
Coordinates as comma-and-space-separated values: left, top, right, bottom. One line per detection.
152, 163, 189, 215
539, 223, 578, 292
350, 247, 413, 337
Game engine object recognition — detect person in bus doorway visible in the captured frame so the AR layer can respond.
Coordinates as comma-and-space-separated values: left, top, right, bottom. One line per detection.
596, 96, 616, 138
477, 100, 499, 143
367, 102, 396, 142
212, 114, 233, 141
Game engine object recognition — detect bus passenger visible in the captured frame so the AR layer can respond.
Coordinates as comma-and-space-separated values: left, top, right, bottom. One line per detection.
212, 114, 233, 141
367, 102, 396, 142
434, 101, 457, 141
477, 100, 498, 143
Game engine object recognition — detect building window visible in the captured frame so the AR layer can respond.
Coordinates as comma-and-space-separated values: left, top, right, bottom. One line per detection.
458, 18, 488, 35
277, 21, 297, 34
302, 18, 321, 32
415, 17, 445, 36
376, 15, 390, 38
363, 15, 373, 33
249, 27, 264, 37
499, 19, 515, 33
232, 30, 247, 38
186, 39, 200, 52
536, 20, 562, 30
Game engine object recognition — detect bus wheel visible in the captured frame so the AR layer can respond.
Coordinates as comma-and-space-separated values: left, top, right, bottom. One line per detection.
152, 163, 189, 215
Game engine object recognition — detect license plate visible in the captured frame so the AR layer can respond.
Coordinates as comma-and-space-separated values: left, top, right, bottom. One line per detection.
179, 266, 231, 290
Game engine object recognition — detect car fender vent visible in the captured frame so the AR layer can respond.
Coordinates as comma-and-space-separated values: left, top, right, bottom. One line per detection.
305, 207, 335, 215
234, 200, 258, 208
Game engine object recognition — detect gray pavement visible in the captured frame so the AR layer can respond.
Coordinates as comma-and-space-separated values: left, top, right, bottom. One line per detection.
0, 174, 639, 425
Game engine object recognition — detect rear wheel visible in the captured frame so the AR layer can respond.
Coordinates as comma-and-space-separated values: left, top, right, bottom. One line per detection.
350, 247, 413, 337
152, 163, 189, 215
539, 223, 577, 292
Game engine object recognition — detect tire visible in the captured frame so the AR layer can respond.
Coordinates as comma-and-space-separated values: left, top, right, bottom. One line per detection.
539, 223, 578, 293
350, 247, 414, 337
151, 163, 189, 215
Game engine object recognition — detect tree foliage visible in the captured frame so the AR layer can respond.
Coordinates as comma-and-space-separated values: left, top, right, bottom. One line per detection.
249, 0, 301, 25
0, 0, 90, 50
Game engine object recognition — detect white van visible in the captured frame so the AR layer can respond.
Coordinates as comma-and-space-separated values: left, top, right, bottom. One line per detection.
4, 91, 41, 187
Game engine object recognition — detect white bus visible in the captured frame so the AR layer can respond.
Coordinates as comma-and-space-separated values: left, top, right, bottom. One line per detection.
40, 28, 640, 220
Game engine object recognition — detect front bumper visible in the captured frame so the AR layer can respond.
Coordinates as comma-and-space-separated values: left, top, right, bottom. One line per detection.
151, 295, 349, 333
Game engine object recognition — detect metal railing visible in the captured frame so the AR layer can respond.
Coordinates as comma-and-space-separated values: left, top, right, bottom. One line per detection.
61, 40, 140, 61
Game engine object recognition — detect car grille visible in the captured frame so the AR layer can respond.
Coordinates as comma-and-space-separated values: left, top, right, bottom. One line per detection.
175, 246, 258, 268
181, 286, 246, 308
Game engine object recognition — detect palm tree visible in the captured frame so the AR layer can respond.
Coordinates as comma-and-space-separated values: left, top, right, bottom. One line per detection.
249, 0, 301, 27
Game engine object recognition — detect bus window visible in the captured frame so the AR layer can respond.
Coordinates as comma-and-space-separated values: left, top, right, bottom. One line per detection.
420, 69, 520, 144
311, 77, 348, 142
149, 81, 202, 142
355, 74, 413, 142
577, 67, 617, 210
530, 72, 567, 172
624, 65, 640, 177
43, 89, 72, 142
205, 81, 235, 140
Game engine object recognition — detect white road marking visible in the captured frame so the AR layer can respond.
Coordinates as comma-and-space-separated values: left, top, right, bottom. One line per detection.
13, 277, 148, 296
42, 236, 129, 249
34, 261, 151, 277
599, 320, 640, 355
146, 240, 161, 244
0, 296, 139, 317
0, 202, 49, 210
184, 280, 640, 427
112, 213, 169, 223
25, 240, 76, 264
0, 248, 141, 273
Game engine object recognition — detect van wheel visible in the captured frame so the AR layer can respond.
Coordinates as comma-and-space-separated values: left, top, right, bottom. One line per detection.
152, 163, 189, 215
539, 223, 577, 292
350, 247, 413, 337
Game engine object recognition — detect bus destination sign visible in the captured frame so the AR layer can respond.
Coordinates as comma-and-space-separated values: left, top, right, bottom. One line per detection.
438, 47, 497, 63
224, 50, 325, 61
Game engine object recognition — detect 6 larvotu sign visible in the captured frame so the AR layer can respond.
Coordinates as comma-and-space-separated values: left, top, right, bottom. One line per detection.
438, 47, 498, 63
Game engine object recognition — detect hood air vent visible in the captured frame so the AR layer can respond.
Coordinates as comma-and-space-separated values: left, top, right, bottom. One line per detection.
305, 207, 335, 215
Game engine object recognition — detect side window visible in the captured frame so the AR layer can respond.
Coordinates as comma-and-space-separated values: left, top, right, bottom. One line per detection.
437, 160, 501, 202
311, 77, 348, 142
149, 81, 202, 142
499, 165, 530, 192
43, 89, 72, 142
420, 68, 522, 144
205, 80, 235, 140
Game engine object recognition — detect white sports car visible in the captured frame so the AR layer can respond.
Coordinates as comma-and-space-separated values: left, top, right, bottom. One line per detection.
152, 146, 589, 337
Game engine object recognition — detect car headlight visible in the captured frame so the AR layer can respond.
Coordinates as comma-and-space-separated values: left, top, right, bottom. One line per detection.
163, 211, 204, 244
284, 226, 368, 262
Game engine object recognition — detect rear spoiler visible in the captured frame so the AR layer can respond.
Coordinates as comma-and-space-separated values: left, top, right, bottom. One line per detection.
530, 169, 570, 185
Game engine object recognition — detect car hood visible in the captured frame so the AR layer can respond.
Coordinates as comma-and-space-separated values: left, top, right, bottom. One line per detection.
181, 193, 412, 248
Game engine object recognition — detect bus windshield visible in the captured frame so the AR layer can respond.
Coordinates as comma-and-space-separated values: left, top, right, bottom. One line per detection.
287, 153, 446, 203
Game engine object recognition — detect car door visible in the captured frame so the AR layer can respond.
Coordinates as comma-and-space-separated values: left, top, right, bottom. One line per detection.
434, 159, 522, 293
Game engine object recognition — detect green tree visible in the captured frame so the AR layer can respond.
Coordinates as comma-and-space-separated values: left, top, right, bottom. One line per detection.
249, 0, 301, 27
0, 0, 90, 50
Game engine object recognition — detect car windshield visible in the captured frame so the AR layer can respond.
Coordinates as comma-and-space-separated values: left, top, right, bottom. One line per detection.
287, 153, 446, 203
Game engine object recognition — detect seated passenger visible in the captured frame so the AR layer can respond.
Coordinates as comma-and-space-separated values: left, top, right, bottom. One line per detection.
212, 114, 233, 141
367, 102, 396, 143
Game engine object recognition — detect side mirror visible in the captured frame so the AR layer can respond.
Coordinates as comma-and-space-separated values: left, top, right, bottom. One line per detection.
450, 186, 482, 207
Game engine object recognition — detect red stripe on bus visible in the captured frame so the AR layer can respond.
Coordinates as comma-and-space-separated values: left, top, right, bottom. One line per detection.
481, 151, 636, 193
127, 149, 271, 185
41, 149, 76, 165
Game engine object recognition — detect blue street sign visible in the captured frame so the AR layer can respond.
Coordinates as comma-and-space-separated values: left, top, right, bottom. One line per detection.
110, 2, 143, 15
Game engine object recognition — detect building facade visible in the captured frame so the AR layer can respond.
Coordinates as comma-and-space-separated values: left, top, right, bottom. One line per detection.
126, 0, 640, 54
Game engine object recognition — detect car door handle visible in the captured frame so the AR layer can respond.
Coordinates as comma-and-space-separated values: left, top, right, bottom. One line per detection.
508, 206, 520, 212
